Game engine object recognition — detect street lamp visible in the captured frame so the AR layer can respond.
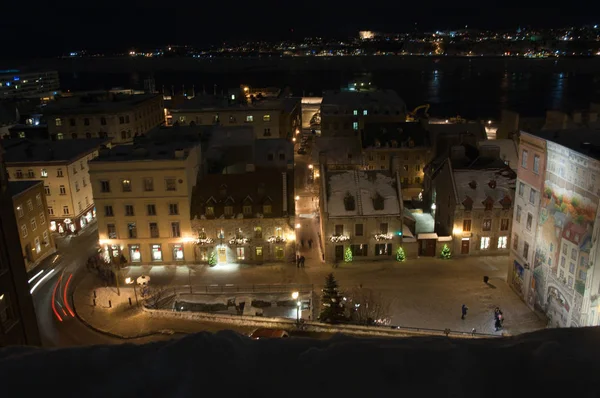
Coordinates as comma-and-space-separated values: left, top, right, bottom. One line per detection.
291, 291, 300, 325
125, 277, 139, 306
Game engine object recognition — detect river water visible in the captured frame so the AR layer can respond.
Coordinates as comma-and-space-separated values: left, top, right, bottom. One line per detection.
26, 56, 600, 120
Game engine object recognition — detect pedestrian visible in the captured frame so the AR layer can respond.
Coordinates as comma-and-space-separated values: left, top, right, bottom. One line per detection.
301, 239, 305, 248
300, 256, 305, 268
308, 239, 313, 249
296, 255, 300, 268
461, 304, 468, 320
494, 317, 502, 331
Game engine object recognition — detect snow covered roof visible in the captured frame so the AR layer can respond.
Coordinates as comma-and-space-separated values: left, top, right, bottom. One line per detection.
326, 170, 400, 217
453, 168, 516, 210
477, 139, 518, 170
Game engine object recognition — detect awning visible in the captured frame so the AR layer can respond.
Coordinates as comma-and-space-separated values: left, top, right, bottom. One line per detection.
418, 233, 438, 240
437, 236, 452, 242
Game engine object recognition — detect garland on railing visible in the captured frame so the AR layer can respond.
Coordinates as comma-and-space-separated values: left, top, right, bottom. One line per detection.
374, 233, 393, 241
267, 236, 286, 243
196, 238, 214, 245
330, 235, 350, 243
229, 237, 249, 245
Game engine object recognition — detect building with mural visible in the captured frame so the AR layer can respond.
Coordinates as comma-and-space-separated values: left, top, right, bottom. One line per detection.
509, 129, 600, 328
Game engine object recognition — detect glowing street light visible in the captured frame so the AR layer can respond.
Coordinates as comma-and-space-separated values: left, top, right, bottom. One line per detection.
292, 291, 299, 300
295, 195, 300, 201
308, 164, 313, 169
295, 223, 301, 229
291, 292, 300, 325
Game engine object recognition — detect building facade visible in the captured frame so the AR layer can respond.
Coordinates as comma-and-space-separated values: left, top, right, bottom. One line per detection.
9, 181, 55, 272
45, 93, 163, 144
90, 141, 202, 265
191, 170, 295, 264
3, 139, 109, 235
319, 168, 403, 262
0, 69, 59, 101
0, 143, 41, 346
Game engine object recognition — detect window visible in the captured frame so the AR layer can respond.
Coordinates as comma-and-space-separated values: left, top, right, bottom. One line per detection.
25, 199, 32, 211
104, 205, 114, 217
246, 115, 254, 122
165, 178, 176, 191
147, 204, 156, 216
463, 219, 472, 232
100, 180, 110, 192
484, 200, 493, 211
205, 206, 214, 216
351, 244, 369, 256
149, 223, 159, 238
355, 223, 363, 236
16, 205, 24, 218
173, 245, 184, 261
44, 186, 50, 195
480, 237, 490, 250
416, 164, 421, 171
523, 242, 530, 259
353, 109, 358, 116
500, 218, 509, 231
43, 231, 49, 246
579, 269, 587, 280
518, 182, 524, 197
217, 229, 225, 239
264, 128, 271, 136
263, 114, 270, 122
85, 196, 89, 206
533, 155, 540, 174
15, 170, 23, 179
48, 206, 54, 216
144, 178, 154, 191
34, 237, 41, 253
55, 118, 62, 126
151, 244, 162, 261
224, 206, 233, 216
229, 115, 236, 123
334, 224, 344, 236
352, 122, 358, 130
254, 226, 262, 238
171, 222, 181, 237
521, 150, 528, 168
263, 204, 272, 214
40, 168, 48, 178
498, 236, 507, 249
100, 117, 106, 125
35, 194, 42, 207
516, 205, 522, 223
59, 185, 66, 195
122, 179, 131, 192
27, 169, 35, 178
178, 116, 186, 123
82, 177, 87, 187
275, 247, 284, 259
169, 203, 179, 215
482, 219, 492, 231
30, 218, 37, 231
119, 116, 125, 124
125, 205, 134, 216
236, 247, 245, 260
571, 248, 577, 261
69, 118, 76, 127
513, 234, 519, 250
57, 133, 64, 140
380, 223, 388, 234
21, 224, 28, 238
63, 206, 69, 215
526, 213, 533, 231
562, 244, 567, 256
375, 243, 392, 256
127, 223, 137, 238
569, 262, 576, 274
39, 213, 46, 225
75, 181, 80, 192
529, 189, 536, 205
363, 109, 368, 116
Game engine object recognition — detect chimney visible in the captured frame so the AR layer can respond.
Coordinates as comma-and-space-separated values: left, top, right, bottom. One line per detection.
282, 172, 288, 214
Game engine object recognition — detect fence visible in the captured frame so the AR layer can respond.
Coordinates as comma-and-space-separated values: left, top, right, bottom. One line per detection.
155, 283, 314, 297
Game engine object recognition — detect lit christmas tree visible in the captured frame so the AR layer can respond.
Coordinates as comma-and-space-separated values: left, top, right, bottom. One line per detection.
319, 273, 346, 323
208, 250, 217, 266
344, 247, 353, 262
440, 244, 451, 259
396, 246, 406, 262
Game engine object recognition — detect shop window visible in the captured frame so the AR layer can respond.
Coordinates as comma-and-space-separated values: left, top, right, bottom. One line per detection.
275, 246, 284, 259
237, 247, 245, 260
254, 226, 262, 238
351, 244, 369, 256
151, 244, 163, 261
375, 243, 392, 256
173, 245, 184, 261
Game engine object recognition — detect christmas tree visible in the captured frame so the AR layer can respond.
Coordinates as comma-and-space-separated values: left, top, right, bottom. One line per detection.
208, 250, 217, 266
319, 273, 346, 323
344, 247, 353, 262
396, 246, 406, 262
440, 244, 451, 259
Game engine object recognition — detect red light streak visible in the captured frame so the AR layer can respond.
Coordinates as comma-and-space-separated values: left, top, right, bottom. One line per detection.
63, 274, 75, 317
51, 276, 63, 322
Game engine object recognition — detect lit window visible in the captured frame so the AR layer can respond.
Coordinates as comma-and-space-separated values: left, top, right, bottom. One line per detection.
21, 224, 28, 238
480, 236, 490, 250
246, 115, 254, 122
55, 118, 62, 126
363, 110, 368, 116
57, 133, 64, 140
263, 114, 270, 122
151, 244, 163, 261
237, 247, 245, 260
41, 169, 48, 178
498, 236, 507, 249
122, 179, 132, 192
353, 110, 358, 116
352, 122, 358, 130
173, 244, 184, 261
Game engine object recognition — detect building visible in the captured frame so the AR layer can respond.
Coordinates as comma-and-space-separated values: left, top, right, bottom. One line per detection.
9, 181, 55, 272
190, 170, 295, 264
311, 136, 363, 170
361, 122, 432, 201
477, 139, 518, 171
89, 139, 202, 265
3, 139, 109, 235
0, 143, 41, 346
0, 69, 59, 101
509, 129, 600, 328
320, 90, 406, 137
44, 92, 163, 143
319, 167, 403, 262
429, 144, 516, 256
168, 94, 301, 140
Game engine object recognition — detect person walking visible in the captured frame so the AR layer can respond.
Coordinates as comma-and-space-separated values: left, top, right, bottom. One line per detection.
308, 239, 313, 249
300, 256, 305, 268
296, 255, 300, 268
301, 239, 305, 248
461, 304, 468, 320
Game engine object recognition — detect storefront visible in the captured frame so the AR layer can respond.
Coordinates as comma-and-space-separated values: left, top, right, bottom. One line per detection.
49, 207, 97, 235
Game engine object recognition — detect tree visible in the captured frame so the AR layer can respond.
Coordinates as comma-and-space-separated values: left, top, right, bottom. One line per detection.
344, 247, 353, 262
396, 246, 406, 262
319, 273, 346, 323
440, 244, 451, 259
208, 250, 217, 267
347, 287, 392, 326
144, 286, 168, 309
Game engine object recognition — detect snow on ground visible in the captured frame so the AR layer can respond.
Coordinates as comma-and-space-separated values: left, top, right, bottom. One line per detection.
2, 328, 599, 397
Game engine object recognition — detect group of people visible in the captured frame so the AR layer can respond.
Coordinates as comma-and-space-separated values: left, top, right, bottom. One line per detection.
461, 304, 505, 332
296, 255, 306, 268
300, 239, 313, 249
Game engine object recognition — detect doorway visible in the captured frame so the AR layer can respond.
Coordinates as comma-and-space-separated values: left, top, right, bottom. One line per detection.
461, 239, 470, 254
335, 245, 344, 262
419, 240, 436, 256
218, 247, 227, 263
255, 247, 263, 262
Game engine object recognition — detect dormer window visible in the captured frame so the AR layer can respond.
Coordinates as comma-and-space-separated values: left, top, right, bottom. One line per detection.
462, 196, 473, 211
469, 180, 477, 189
205, 206, 214, 216
224, 206, 233, 216
488, 180, 497, 189
483, 197, 494, 211
344, 192, 356, 211
372, 192, 384, 211
500, 195, 512, 210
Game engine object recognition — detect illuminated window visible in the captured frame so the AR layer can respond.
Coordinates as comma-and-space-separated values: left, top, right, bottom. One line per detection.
352, 122, 358, 130
363, 110, 368, 116
57, 133, 64, 140
497, 236, 507, 249
151, 244, 162, 261
353, 110, 358, 116
254, 226, 262, 238
121, 179, 131, 192
129, 245, 141, 262
237, 247, 245, 260
263, 114, 270, 122
173, 244, 184, 261
55, 118, 62, 126
480, 236, 490, 250
275, 227, 283, 238
205, 206, 214, 216
246, 115, 254, 122
41, 169, 48, 178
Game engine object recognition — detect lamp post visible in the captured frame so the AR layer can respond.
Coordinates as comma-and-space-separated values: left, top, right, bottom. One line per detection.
125, 277, 138, 306
292, 291, 300, 325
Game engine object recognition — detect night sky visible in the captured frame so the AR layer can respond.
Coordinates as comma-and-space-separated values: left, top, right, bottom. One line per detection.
1, 3, 596, 59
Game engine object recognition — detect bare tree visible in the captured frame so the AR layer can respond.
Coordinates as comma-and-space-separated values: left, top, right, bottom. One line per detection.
347, 287, 392, 326
144, 286, 169, 309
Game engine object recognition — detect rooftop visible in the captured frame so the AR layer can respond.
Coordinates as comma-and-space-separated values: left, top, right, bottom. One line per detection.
312, 136, 363, 165
477, 139, 518, 170
326, 170, 400, 217
171, 95, 290, 112
322, 90, 406, 109
3, 138, 109, 164
91, 139, 199, 163
145, 124, 210, 142
44, 93, 160, 115
452, 167, 516, 210
362, 122, 429, 149
527, 129, 600, 160
8, 180, 41, 197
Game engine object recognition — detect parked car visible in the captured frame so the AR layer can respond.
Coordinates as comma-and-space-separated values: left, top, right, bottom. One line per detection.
249, 328, 290, 339
297, 148, 307, 155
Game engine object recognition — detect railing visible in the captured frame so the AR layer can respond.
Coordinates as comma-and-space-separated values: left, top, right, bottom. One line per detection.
160, 283, 314, 296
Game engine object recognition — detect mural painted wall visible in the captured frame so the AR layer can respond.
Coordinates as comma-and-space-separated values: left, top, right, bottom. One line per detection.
533, 141, 599, 328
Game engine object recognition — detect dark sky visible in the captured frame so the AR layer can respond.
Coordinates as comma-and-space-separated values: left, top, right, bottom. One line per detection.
2, 3, 597, 58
